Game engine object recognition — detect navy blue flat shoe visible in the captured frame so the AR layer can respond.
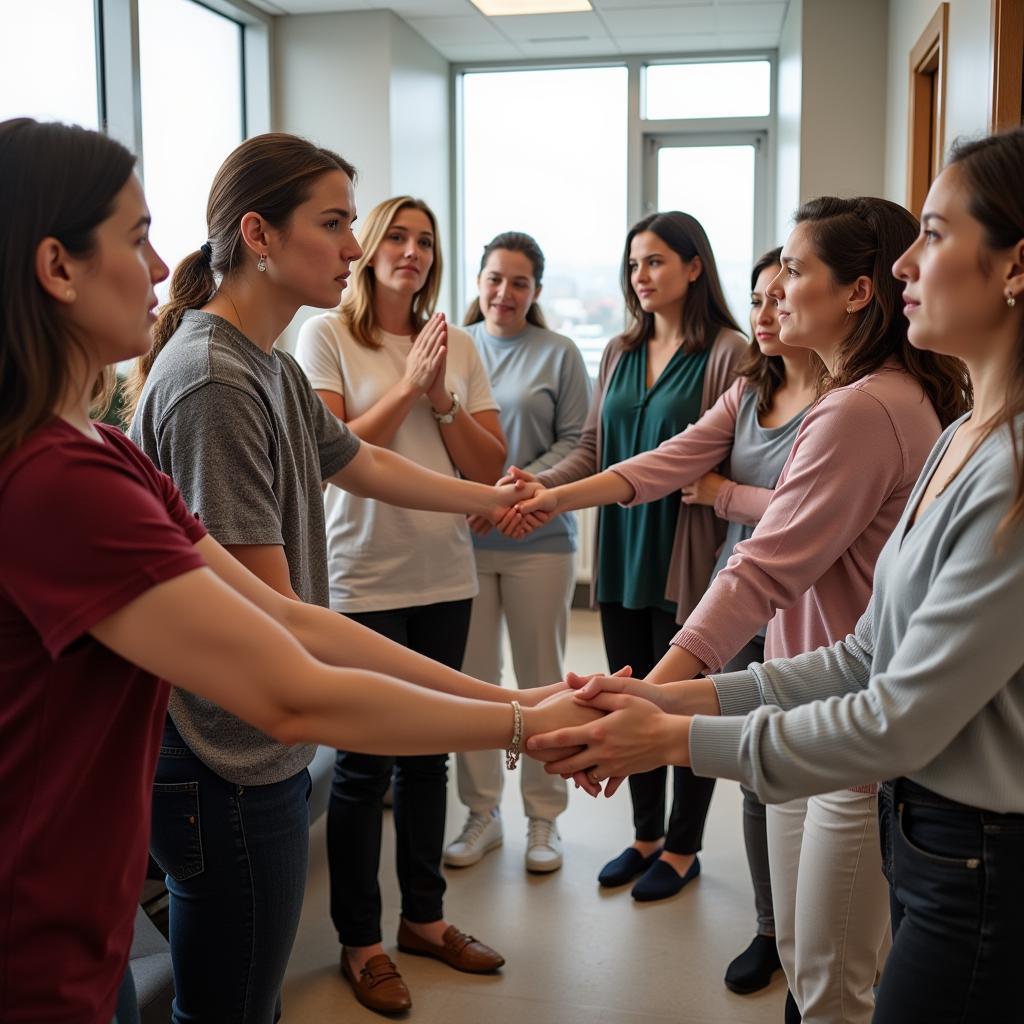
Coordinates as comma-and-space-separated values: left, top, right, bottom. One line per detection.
597, 846, 663, 887
631, 855, 700, 902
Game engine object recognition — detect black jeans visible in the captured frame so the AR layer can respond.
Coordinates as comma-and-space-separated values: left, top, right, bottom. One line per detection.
328, 598, 472, 947
875, 778, 1024, 1023
599, 602, 716, 855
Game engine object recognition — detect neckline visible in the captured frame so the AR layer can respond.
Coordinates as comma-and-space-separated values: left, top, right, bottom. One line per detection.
186, 309, 280, 368
901, 415, 976, 540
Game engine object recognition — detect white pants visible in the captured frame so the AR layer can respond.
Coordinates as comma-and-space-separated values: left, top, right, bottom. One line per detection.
767, 790, 891, 1024
456, 548, 575, 821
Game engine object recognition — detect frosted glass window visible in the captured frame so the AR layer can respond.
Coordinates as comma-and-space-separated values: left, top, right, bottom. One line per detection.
0, 0, 98, 127
657, 144, 756, 327
140, 0, 244, 299
646, 61, 770, 120
462, 67, 628, 377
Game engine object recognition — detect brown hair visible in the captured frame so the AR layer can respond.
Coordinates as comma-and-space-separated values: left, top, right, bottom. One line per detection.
620, 211, 742, 353
340, 196, 442, 348
948, 128, 1024, 533
0, 118, 136, 459
736, 246, 789, 415
122, 133, 356, 421
463, 231, 547, 329
795, 196, 971, 427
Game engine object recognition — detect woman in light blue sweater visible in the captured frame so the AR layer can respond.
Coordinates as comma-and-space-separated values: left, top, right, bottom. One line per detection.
531, 129, 1024, 1024
444, 232, 591, 874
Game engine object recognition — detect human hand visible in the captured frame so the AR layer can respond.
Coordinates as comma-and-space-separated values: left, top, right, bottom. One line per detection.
680, 471, 728, 507
527, 692, 692, 792
515, 681, 568, 708
425, 315, 452, 410
488, 479, 540, 527
404, 313, 447, 395
467, 514, 493, 536
572, 673, 722, 718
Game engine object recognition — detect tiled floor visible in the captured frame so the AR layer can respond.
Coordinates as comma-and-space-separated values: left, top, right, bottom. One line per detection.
282, 610, 785, 1023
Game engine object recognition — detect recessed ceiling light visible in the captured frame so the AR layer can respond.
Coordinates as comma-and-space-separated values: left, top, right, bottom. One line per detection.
470, 0, 593, 15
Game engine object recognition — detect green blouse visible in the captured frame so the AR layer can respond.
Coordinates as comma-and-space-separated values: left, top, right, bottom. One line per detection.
596, 342, 710, 613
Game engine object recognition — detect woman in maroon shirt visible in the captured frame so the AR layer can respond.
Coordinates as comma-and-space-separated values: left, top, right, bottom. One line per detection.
0, 119, 592, 1024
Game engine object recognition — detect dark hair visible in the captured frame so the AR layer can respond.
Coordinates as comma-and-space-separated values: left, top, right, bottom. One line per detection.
795, 195, 971, 427
620, 211, 742, 353
0, 118, 136, 459
736, 246, 789, 415
123, 133, 356, 421
948, 128, 1024, 533
463, 231, 547, 329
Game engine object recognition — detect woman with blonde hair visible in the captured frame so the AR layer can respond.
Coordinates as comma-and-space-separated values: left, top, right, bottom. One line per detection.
296, 196, 506, 1014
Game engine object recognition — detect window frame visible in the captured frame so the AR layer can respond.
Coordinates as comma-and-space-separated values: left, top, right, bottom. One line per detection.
451, 51, 776, 324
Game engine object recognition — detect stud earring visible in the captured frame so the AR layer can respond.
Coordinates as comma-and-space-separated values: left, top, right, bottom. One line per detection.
1007, 292, 1017, 308
846, 306, 854, 314
257, 254, 267, 273
65, 288, 76, 302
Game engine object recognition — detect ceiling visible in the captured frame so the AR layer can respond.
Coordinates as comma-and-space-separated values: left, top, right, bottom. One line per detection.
250, 0, 789, 61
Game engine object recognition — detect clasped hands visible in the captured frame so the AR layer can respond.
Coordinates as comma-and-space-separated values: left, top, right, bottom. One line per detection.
468, 466, 557, 537
519, 671, 696, 798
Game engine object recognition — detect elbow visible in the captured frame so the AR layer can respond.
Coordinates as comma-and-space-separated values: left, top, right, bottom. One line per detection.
263, 703, 308, 746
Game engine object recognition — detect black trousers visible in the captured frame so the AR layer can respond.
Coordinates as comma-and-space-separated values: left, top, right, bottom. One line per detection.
598, 602, 717, 855
874, 778, 1024, 1023
327, 598, 472, 947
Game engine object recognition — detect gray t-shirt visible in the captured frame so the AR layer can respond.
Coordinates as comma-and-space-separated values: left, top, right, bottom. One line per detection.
712, 387, 808, 638
129, 310, 360, 784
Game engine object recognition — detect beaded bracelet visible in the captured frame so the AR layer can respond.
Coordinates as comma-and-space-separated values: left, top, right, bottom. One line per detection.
506, 700, 523, 770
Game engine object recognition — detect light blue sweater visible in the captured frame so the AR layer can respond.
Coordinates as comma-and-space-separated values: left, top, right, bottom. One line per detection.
692, 415, 1024, 813
466, 321, 592, 553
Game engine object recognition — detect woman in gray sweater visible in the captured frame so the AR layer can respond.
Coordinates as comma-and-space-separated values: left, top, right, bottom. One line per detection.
533, 128, 1024, 1024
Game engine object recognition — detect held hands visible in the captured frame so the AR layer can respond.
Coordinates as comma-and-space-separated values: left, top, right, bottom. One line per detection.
489, 467, 557, 539
404, 312, 447, 396
680, 471, 728, 508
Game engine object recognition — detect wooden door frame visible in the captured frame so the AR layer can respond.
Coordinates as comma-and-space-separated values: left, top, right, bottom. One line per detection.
907, 3, 949, 217
991, 0, 1024, 131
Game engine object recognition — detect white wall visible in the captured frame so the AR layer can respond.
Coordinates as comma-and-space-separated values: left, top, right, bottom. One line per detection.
273, 10, 451, 346
884, 0, 994, 203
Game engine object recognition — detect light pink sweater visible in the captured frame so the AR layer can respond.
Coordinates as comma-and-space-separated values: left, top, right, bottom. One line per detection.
615, 365, 943, 670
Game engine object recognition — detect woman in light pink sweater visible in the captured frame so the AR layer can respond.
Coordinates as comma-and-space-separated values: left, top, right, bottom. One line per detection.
515, 197, 970, 1023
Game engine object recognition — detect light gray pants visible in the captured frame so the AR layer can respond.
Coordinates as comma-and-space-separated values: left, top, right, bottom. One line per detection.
767, 790, 891, 1023
456, 548, 574, 821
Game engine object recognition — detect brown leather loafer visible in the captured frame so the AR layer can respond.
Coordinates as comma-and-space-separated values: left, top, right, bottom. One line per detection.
341, 950, 412, 1014
397, 921, 505, 973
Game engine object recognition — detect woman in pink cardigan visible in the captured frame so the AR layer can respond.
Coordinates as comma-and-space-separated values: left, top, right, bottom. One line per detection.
516, 197, 970, 1023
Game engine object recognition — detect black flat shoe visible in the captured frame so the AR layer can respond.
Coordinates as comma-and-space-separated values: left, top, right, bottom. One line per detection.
724, 933, 782, 994
785, 989, 802, 1023
631, 855, 700, 902
597, 846, 663, 887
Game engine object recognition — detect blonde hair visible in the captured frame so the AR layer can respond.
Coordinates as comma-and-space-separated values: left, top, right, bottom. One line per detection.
341, 196, 442, 348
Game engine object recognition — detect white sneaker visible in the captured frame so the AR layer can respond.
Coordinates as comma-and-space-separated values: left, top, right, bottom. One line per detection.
525, 818, 563, 873
444, 809, 503, 867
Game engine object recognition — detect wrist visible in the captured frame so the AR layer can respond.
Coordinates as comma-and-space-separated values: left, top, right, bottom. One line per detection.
431, 390, 460, 424
664, 715, 692, 766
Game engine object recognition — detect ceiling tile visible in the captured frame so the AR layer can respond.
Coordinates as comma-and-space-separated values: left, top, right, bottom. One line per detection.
369, 0, 475, 14
601, 5, 715, 36
515, 36, 621, 56
614, 32, 719, 55
714, 2, 785, 33
267, 0, 372, 12
436, 40, 525, 60
593, 0, 707, 7
405, 13, 508, 43
710, 30, 781, 48
488, 11, 610, 42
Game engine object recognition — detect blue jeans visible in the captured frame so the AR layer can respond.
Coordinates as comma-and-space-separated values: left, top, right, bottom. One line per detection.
149, 718, 311, 1024
876, 778, 1024, 1022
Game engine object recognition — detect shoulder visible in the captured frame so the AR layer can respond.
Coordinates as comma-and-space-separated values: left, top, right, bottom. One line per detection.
842, 366, 938, 436
708, 328, 750, 365
297, 310, 349, 349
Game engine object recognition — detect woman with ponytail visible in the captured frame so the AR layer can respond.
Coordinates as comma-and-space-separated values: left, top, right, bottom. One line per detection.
443, 232, 591, 875
527, 195, 971, 1024
125, 140, 542, 1022
0, 119, 595, 1024
535, 131, 1024, 1024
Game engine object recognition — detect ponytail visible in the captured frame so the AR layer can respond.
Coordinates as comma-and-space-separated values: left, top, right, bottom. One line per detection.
121, 248, 216, 422
461, 230, 548, 330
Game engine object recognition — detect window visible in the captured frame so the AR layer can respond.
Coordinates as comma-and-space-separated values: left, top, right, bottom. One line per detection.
645, 61, 771, 120
0, 0, 98, 127
139, 0, 245, 297
655, 141, 759, 328
461, 67, 628, 376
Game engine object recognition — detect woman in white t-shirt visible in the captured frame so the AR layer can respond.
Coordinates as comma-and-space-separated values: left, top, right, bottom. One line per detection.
296, 196, 507, 1014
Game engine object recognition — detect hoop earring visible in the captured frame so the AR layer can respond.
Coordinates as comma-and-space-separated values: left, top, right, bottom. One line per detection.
257, 254, 267, 273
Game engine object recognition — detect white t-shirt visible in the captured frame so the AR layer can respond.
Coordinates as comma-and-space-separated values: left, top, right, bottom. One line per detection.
295, 313, 499, 613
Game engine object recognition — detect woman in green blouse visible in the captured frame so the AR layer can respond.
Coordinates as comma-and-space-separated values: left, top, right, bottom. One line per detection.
516, 211, 747, 900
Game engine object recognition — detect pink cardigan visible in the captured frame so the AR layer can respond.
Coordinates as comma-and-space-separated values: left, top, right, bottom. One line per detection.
621, 365, 943, 670
537, 329, 749, 623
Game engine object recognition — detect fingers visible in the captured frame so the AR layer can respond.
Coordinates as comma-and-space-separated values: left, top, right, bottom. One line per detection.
527, 723, 594, 752
573, 691, 633, 714
566, 664, 633, 692
571, 771, 602, 797
604, 776, 626, 798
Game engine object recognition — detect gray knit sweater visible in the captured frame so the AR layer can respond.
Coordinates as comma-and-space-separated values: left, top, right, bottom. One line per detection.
691, 414, 1024, 813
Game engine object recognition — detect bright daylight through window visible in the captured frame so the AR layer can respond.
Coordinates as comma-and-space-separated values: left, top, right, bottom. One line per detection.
139, 0, 244, 300
0, 0, 98, 127
462, 67, 628, 376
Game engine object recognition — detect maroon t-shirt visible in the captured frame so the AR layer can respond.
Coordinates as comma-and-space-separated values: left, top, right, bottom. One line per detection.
0, 419, 207, 1023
